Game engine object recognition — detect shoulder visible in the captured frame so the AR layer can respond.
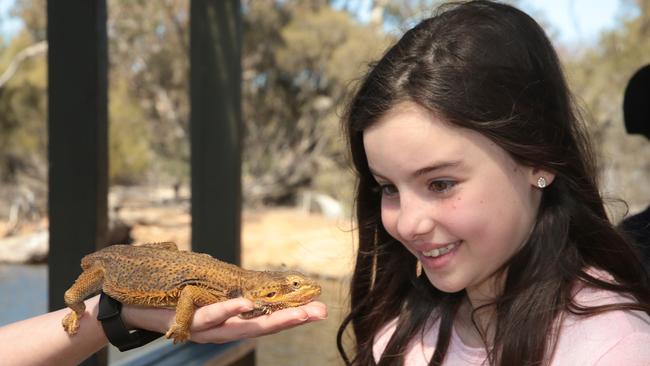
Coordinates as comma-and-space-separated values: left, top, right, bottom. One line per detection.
572, 269, 645, 309
551, 271, 650, 365
592, 332, 650, 365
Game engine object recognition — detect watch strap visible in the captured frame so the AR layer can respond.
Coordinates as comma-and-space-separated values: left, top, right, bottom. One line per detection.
97, 291, 164, 351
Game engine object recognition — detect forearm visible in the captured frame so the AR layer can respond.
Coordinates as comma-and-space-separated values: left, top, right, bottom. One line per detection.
0, 295, 108, 366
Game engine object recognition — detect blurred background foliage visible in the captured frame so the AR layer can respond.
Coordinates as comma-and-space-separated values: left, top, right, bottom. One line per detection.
0, 0, 648, 220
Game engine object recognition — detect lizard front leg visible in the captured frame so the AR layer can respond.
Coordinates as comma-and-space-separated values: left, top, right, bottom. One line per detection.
165, 285, 220, 344
62, 263, 105, 335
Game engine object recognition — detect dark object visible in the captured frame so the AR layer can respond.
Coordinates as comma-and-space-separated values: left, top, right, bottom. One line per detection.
623, 64, 650, 138
190, 0, 242, 265
97, 291, 163, 352
47, 2, 109, 365
620, 63, 650, 269
621, 207, 650, 268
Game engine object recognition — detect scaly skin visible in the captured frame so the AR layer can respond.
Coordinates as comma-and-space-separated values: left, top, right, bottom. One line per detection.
61, 242, 322, 343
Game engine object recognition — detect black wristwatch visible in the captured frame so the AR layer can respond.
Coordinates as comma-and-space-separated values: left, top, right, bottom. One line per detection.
97, 291, 164, 351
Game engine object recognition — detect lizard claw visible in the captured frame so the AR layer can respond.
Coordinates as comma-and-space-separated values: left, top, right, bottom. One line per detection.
165, 324, 190, 344
239, 306, 270, 319
62, 311, 81, 335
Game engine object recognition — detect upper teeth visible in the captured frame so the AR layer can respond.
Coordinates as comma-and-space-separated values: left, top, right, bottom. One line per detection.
422, 242, 459, 257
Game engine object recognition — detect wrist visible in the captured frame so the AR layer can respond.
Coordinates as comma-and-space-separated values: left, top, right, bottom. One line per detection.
119, 304, 138, 331
121, 303, 174, 334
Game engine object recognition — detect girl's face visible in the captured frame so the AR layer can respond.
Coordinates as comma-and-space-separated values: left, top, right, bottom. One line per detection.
363, 102, 550, 305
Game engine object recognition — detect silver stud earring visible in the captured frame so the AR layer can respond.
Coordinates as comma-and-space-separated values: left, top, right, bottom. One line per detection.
537, 176, 547, 188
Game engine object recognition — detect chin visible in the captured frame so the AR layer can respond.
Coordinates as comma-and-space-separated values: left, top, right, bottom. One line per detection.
424, 272, 465, 293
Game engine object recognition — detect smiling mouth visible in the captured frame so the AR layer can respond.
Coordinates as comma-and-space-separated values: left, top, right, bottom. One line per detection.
421, 241, 461, 258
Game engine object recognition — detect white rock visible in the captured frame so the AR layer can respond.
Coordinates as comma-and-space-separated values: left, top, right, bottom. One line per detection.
0, 231, 48, 263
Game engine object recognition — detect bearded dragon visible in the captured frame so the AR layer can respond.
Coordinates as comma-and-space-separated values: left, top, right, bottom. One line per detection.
61, 242, 321, 343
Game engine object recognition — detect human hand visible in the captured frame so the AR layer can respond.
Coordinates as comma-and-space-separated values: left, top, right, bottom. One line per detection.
188, 298, 327, 343
122, 297, 327, 344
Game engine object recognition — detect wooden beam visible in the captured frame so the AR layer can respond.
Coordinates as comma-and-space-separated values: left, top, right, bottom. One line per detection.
190, 0, 242, 265
47, 1, 108, 365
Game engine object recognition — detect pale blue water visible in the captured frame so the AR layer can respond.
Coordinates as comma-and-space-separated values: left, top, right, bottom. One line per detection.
0, 263, 48, 326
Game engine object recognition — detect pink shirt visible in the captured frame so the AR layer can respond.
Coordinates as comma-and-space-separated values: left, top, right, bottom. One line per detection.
373, 279, 650, 365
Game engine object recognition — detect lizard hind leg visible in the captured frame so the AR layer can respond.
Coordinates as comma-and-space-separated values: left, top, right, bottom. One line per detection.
62, 263, 105, 336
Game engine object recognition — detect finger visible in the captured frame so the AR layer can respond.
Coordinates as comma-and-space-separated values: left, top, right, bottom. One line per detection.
299, 301, 328, 320
191, 298, 254, 331
190, 302, 328, 344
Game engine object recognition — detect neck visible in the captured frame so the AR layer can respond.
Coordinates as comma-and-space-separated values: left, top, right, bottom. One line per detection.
465, 269, 505, 308
457, 273, 506, 346
454, 294, 496, 348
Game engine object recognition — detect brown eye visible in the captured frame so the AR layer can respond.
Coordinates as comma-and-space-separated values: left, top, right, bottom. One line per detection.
428, 180, 456, 193
292, 281, 300, 287
266, 292, 276, 298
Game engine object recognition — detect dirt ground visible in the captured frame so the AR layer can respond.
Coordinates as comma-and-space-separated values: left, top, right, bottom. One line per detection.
120, 205, 357, 279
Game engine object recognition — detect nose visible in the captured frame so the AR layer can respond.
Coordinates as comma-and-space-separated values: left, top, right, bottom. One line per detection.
395, 193, 435, 241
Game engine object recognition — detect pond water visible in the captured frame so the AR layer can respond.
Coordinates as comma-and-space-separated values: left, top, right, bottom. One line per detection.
0, 263, 48, 326
0, 264, 350, 365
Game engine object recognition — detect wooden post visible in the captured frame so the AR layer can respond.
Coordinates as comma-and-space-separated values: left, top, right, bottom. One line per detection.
47, 1, 108, 365
190, 0, 242, 265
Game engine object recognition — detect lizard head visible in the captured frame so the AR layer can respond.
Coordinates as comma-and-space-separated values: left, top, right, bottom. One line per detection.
240, 271, 321, 318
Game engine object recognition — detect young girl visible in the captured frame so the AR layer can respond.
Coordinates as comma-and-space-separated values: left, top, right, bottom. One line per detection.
336, 1, 650, 365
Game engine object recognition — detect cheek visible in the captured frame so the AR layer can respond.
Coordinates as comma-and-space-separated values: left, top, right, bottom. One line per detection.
380, 199, 399, 238
437, 185, 500, 241
440, 195, 481, 237
454, 184, 533, 252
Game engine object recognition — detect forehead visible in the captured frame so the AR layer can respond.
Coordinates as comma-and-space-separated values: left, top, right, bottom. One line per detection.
362, 102, 516, 176
363, 103, 465, 163
366, 102, 462, 142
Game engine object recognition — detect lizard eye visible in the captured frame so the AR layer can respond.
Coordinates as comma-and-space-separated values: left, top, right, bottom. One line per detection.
266, 292, 276, 298
292, 281, 300, 287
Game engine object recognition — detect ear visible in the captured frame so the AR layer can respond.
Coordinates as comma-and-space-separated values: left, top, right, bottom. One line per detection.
529, 168, 555, 188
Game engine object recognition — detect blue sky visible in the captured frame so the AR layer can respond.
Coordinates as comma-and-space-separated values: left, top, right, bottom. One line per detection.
520, 0, 630, 44
0, 0, 634, 45
0, 0, 20, 42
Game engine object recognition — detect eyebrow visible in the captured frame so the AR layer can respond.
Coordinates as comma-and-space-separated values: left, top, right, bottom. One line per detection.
369, 160, 462, 181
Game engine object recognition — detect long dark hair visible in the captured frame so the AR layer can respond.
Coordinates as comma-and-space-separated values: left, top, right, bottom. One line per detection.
336, 1, 650, 365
